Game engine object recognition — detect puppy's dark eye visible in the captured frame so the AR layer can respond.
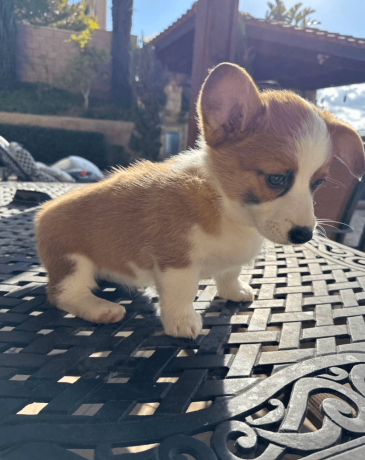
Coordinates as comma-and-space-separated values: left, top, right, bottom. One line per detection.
266, 174, 286, 188
311, 178, 326, 191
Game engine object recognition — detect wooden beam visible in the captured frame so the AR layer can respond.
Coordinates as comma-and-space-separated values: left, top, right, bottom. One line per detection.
282, 69, 365, 91
245, 22, 365, 62
188, 0, 239, 148
247, 36, 365, 74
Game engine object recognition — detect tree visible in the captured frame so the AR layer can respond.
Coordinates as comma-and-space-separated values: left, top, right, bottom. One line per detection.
265, 0, 321, 27
111, 0, 133, 109
59, 20, 110, 111
0, 1, 18, 91
61, 47, 110, 111
129, 42, 168, 161
14, 0, 88, 30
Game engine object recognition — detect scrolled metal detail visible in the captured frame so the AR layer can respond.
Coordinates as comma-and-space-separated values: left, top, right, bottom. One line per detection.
350, 363, 365, 396
246, 399, 285, 427
211, 421, 285, 460
317, 367, 349, 382
158, 434, 218, 460
194, 357, 365, 458
258, 416, 342, 454
309, 237, 365, 271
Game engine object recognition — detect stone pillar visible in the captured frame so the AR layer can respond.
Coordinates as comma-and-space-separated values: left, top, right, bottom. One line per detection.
164, 79, 183, 124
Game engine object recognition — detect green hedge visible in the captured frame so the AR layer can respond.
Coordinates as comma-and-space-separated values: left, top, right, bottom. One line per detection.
0, 83, 131, 121
0, 123, 108, 169
0, 84, 82, 116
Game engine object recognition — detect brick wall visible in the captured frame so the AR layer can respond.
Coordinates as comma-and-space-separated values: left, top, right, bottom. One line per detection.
17, 24, 112, 98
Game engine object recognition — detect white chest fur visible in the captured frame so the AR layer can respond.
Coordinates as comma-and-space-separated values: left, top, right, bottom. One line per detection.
190, 220, 263, 279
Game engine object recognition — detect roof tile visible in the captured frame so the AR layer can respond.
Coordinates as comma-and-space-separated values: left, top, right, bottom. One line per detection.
151, 4, 365, 51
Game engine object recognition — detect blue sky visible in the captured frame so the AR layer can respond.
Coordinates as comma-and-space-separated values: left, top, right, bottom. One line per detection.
104, 0, 365, 39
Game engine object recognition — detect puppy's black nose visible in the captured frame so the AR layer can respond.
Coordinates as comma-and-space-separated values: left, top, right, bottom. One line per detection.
288, 226, 313, 244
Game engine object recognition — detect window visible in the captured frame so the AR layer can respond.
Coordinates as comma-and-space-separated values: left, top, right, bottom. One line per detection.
164, 131, 180, 156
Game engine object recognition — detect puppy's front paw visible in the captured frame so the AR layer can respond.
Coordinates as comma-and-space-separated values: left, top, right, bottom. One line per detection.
218, 283, 255, 303
162, 309, 202, 339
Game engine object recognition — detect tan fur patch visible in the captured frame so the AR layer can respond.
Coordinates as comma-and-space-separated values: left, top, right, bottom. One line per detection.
209, 134, 298, 204
261, 90, 313, 137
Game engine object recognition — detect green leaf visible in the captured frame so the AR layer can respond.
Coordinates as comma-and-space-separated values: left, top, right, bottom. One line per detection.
265, 0, 320, 27
14, 0, 89, 31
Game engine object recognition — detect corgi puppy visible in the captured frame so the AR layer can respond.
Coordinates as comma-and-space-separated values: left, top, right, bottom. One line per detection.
35, 63, 365, 339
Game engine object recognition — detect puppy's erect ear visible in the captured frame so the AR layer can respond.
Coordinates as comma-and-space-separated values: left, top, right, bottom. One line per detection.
197, 63, 264, 147
320, 109, 365, 180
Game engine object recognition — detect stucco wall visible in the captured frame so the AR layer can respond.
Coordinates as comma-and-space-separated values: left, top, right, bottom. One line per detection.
17, 24, 112, 98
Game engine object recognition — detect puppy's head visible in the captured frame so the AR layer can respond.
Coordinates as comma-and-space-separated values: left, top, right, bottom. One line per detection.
198, 63, 365, 245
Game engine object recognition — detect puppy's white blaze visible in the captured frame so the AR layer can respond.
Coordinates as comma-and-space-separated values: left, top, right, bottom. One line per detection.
294, 110, 331, 184
283, 111, 331, 229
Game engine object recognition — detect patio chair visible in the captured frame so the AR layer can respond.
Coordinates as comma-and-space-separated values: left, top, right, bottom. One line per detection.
353, 204, 365, 252
0, 135, 74, 183
314, 156, 365, 246
0, 136, 34, 181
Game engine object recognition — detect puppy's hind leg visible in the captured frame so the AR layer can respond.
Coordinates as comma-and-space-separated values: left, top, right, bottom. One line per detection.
49, 254, 125, 324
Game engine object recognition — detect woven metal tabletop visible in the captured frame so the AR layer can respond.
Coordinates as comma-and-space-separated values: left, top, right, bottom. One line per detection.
1, 182, 365, 460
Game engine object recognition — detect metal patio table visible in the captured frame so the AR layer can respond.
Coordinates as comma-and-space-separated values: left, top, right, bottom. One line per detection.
1, 182, 365, 460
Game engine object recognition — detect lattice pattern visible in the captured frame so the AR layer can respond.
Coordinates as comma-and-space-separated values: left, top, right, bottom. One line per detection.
1, 183, 365, 459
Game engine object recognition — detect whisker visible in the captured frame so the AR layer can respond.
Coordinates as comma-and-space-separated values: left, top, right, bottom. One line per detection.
319, 224, 344, 230
315, 229, 327, 238
317, 218, 348, 224
314, 227, 328, 238
316, 223, 325, 230
319, 224, 352, 232
313, 232, 327, 242
315, 223, 329, 240
326, 177, 346, 188
317, 219, 351, 229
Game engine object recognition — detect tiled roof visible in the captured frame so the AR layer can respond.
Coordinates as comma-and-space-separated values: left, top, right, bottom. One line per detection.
151, 4, 365, 50
150, 2, 197, 45
242, 13, 365, 49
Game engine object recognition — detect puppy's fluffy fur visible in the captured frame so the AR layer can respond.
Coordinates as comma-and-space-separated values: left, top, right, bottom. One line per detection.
35, 63, 365, 338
